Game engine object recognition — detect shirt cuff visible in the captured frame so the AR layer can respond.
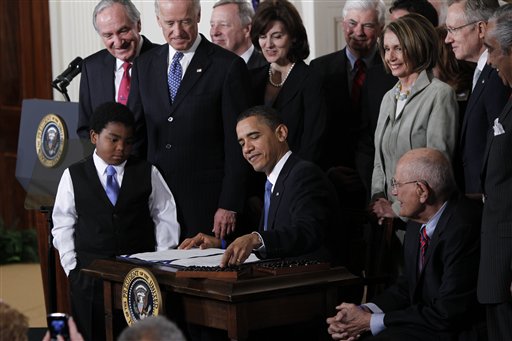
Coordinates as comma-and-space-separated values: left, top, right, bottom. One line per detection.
363, 303, 383, 313
370, 313, 386, 335
60, 251, 77, 277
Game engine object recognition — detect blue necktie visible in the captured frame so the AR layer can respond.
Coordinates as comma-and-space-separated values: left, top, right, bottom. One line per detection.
106, 165, 120, 205
263, 180, 273, 231
168, 51, 184, 102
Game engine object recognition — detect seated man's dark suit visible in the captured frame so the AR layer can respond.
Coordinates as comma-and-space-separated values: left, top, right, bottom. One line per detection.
257, 153, 345, 265
458, 64, 509, 193
77, 36, 156, 139
366, 195, 484, 341
128, 35, 251, 239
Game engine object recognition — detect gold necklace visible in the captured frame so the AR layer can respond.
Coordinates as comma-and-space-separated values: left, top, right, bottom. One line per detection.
268, 63, 296, 87
393, 82, 412, 101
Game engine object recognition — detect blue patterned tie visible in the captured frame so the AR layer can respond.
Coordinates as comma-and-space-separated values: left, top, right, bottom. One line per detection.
263, 180, 273, 231
168, 51, 184, 102
106, 165, 120, 205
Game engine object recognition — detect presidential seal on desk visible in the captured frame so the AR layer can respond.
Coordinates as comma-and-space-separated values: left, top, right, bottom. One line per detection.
122, 268, 161, 326
35, 114, 66, 168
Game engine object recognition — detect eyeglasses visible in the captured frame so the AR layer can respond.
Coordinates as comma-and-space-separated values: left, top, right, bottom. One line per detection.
390, 178, 426, 190
446, 21, 479, 35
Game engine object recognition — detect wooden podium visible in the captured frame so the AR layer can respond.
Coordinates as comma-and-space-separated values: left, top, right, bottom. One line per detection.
15, 99, 92, 315
84, 259, 361, 341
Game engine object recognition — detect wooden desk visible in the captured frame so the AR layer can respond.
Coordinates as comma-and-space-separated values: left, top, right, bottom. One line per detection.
83, 259, 361, 341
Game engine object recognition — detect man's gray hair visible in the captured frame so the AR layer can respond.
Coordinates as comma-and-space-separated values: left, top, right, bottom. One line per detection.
448, 0, 500, 23
117, 316, 186, 341
155, 0, 201, 16
93, 0, 140, 32
489, 4, 512, 55
342, 0, 386, 26
213, 0, 254, 27
402, 149, 457, 201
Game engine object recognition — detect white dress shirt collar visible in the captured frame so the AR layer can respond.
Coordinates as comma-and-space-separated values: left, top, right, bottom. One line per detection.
92, 150, 127, 180
423, 201, 448, 238
266, 151, 292, 191
167, 34, 202, 75
240, 44, 255, 64
476, 49, 488, 74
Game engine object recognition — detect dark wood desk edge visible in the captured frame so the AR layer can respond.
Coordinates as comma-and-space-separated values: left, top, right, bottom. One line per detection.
82, 259, 362, 301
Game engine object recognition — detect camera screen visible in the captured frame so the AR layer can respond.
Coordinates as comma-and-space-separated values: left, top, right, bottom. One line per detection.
48, 314, 69, 340
51, 320, 66, 333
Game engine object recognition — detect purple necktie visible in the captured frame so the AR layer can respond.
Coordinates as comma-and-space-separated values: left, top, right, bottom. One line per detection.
106, 165, 119, 205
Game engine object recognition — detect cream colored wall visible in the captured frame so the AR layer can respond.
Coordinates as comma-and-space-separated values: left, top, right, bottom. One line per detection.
49, 0, 397, 102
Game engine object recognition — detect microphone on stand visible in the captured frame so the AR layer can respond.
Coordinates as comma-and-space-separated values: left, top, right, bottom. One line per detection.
51, 57, 83, 102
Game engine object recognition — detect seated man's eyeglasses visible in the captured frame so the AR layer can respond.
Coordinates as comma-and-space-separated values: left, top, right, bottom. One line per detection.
390, 178, 428, 190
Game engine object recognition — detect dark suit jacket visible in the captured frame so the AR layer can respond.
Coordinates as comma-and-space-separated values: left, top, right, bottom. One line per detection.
478, 99, 512, 304
246, 49, 267, 70
371, 195, 483, 339
256, 154, 344, 263
309, 48, 383, 171
77, 36, 156, 139
459, 64, 509, 194
250, 61, 326, 164
128, 35, 251, 239
358, 64, 395, 197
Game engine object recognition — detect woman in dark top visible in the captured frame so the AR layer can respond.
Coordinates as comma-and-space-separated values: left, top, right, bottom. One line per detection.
250, 0, 325, 163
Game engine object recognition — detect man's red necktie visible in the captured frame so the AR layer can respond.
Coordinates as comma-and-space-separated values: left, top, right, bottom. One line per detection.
352, 59, 366, 112
419, 226, 429, 274
117, 62, 132, 105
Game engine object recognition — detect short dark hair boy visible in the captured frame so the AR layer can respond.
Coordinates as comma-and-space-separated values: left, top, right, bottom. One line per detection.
52, 102, 180, 340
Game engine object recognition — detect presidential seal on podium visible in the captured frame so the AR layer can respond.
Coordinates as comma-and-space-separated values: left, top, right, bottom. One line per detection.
122, 268, 161, 326
35, 114, 67, 168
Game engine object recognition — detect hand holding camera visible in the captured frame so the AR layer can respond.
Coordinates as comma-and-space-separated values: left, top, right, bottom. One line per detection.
43, 314, 84, 341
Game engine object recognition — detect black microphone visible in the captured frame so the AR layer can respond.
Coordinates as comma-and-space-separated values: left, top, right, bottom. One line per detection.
52, 57, 83, 88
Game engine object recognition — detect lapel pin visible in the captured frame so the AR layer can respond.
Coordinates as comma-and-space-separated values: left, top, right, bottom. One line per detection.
276, 192, 280, 196
196, 68, 202, 73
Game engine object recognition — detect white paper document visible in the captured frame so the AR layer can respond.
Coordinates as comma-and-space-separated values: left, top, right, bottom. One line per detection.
121, 248, 261, 267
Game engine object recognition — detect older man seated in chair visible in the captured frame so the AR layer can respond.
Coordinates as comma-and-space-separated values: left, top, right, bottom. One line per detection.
327, 148, 485, 341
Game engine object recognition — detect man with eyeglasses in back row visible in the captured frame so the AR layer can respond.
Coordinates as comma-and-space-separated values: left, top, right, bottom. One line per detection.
445, 0, 509, 198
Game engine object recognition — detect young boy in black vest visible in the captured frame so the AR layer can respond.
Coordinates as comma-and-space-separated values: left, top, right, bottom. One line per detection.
52, 102, 180, 341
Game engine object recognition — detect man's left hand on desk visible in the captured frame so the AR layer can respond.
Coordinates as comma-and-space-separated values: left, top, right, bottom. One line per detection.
221, 233, 261, 268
